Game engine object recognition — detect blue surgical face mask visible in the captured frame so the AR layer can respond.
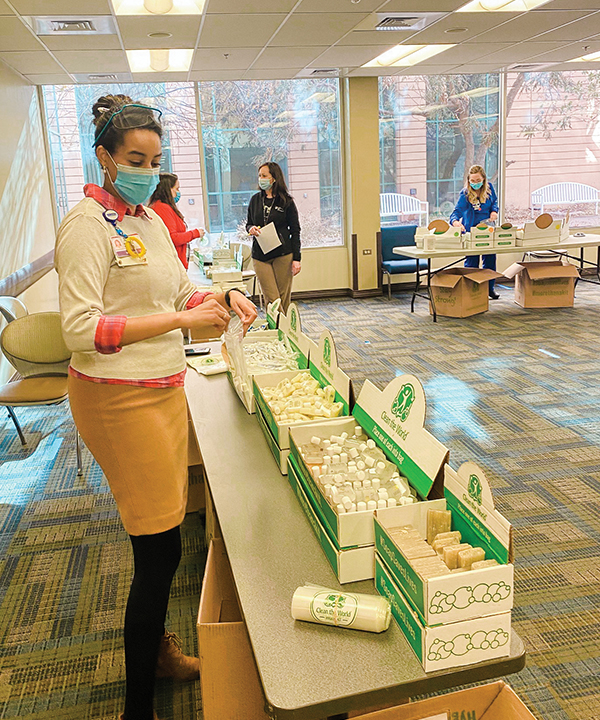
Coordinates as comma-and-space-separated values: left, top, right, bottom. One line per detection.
106, 153, 160, 206
470, 181, 483, 190
174, 191, 181, 203
258, 177, 272, 191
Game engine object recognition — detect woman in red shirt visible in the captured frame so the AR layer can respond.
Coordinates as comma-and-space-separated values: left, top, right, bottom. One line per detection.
150, 173, 205, 268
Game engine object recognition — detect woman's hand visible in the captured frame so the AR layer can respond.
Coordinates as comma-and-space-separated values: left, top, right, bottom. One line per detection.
292, 261, 301, 276
184, 298, 230, 335
248, 226, 261, 237
197, 228, 206, 239
452, 220, 465, 231
228, 290, 258, 333
489, 212, 498, 221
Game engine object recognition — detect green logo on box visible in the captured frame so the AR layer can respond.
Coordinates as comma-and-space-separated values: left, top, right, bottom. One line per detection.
323, 337, 332, 366
391, 383, 415, 422
290, 308, 297, 332
468, 474, 483, 505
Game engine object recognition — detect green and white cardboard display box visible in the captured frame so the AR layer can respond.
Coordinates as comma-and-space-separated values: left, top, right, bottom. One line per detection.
288, 374, 449, 550
253, 329, 352, 464
374, 461, 514, 626
287, 454, 375, 584
493, 226, 517, 246
277, 302, 310, 370
225, 329, 281, 414
266, 299, 281, 330
375, 554, 512, 673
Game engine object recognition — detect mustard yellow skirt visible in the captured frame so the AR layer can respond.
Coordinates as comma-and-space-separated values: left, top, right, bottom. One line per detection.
68, 375, 188, 536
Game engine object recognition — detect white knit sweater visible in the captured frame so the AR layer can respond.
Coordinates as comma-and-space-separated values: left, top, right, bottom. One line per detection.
55, 197, 197, 380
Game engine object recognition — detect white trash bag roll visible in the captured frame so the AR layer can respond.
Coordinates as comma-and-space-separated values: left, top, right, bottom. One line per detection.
291, 585, 391, 633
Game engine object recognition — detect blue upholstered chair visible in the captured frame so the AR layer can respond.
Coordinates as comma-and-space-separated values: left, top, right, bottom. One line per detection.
380, 225, 428, 300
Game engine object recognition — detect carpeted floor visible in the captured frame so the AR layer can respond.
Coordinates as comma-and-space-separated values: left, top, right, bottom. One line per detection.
1, 282, 600, 719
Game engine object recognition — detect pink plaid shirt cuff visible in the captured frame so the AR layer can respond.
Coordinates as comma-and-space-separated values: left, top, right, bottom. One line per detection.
95, 315, 128, 354
186, 291, 214, 309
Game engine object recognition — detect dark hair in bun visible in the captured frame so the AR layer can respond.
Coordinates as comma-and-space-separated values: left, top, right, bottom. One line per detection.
92, 94, 162, 153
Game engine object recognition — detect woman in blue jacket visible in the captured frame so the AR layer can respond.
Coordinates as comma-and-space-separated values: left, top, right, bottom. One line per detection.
450, 164, 500, 299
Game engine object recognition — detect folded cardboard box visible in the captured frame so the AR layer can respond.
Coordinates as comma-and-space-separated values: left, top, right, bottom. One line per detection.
376, 554, 511, 673
374, 462, 514, 626
430, 268, 502, 318
287, 454, 375, 583
353, 681, 536, 719
504, 260, 579, 308
197, 539, 269, 720
277, 302, 311, 369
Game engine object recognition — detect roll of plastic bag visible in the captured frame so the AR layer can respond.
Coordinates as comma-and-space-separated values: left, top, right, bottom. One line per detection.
291, 585, 391, 633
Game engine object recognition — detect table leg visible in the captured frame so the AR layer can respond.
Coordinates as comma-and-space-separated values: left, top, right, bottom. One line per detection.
428, 259, 437, 323
597, 245, 600, 281
580, 247, 584, 271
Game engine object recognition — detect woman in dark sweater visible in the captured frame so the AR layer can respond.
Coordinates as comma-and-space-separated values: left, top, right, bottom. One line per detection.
246, 162, 301, 313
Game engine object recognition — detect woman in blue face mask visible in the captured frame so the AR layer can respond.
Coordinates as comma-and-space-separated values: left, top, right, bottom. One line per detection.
449, 164, 500, 299
150, 173, 206, 269
54, 94, 257, 720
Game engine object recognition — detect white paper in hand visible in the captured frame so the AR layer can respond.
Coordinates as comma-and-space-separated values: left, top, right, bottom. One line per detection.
256, 222, 282, 254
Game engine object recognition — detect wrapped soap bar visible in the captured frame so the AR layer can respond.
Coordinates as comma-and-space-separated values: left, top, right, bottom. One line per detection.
291, 585, 391, 633
443, 543, 472, 570
432, 536, 460, 555
458, 546, 485, 570
427, 509, 452, 544
411, 556, 450, 578
432, 530, 461, 544
472, 559, 499, 570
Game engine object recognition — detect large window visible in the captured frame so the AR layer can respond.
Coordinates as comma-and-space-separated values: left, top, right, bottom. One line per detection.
379, 74, 500, 224
505, 71, 600, 227
43, 82, 205, 230
198, 79, 343, 247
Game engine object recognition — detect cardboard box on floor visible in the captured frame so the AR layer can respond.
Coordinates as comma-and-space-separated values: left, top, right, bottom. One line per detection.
253, 329, 353, 473
197, 539, 269, 720
504, 260, 579, 308
186, 408, 205, 514
351, 681, 536, 720
430, 268, 502, 318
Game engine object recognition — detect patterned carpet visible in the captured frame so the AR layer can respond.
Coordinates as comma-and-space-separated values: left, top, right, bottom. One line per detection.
1, 281, 600, 719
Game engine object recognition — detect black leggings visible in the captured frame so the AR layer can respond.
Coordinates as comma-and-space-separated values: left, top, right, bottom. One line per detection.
123, 525, 182, 720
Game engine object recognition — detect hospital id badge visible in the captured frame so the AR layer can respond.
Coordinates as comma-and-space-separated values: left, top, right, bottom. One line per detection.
110, 234, 147, 267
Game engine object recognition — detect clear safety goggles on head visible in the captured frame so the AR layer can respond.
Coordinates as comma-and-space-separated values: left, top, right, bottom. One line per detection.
93, 103, 163, 148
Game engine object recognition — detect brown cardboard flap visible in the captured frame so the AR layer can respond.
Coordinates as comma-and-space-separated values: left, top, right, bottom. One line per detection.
431, 273, 463, 289
465, 268, 503, 285
525, 262, 579, 280
198, 539, 242, 624
502, 262, 522, 280
354, 682, 536, 720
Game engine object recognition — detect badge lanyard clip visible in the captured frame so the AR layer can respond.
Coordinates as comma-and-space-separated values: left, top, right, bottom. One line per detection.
103, 209, 147, 258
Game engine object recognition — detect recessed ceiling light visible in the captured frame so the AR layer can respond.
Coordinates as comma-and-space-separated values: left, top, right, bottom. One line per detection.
111, 0, 204, 15
127, 48, 193, 72
457, 0, 550, 11
363, 44, 455, 68
445, 27, 468, 33
148, 31, 173, 38
569, 50, 600, 62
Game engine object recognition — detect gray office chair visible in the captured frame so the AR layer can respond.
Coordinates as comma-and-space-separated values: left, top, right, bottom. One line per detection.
0, 296, 28, 324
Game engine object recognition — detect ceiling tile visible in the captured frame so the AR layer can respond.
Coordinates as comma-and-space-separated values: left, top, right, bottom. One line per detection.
190, 69, 248, 80
310, 44, 400, 67
0, 1, 14, 14
25, 72, 74, 84
270, 13, 370, 47
395, 64, 461, 75
418, 42, 513, 64
467, 10, 591, 43
535, 0, 600, 8
348, 66, 407, 75
43, 33, 122, 51
53, 49, 129, 72
0, 17, 44, 51
252, 46, 329, 69
0, 50, 63, 73
192, 47, 259, 70
477, 41, 566, 63
532, 11, 600, 41
531, 38, 600, 60
117, 15, 201, 49
410, 12, 521, 44
199, 14, 287, 48
206, 0, 297, 12
129, 71, 190, 82
381, 0, 466, 10
451, 63, 503, 72
10, 0, 112, 13
337, 30, 421, 45
296, 0, 384, 11
244, 68, 305, 79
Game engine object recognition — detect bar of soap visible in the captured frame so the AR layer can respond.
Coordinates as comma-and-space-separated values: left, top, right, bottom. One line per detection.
432, 536, 460, 555
427, 509, 452, 544
472, 559, 500, 570
412, 556, 451, 578
443, 543, 472, 570
458, 547, 486, 570
432, 530, 461, 544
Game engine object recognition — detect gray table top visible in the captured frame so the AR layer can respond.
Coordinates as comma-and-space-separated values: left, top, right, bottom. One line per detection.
185, 370, 526, 720
393, 232, 600, 260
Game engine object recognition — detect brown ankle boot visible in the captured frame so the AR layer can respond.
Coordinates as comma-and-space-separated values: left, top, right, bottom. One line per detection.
155, 632, 200, 682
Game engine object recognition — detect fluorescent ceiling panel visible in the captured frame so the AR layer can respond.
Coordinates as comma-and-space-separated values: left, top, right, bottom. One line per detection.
111, 0, 203, 15
458, 0, 551, 11
569, 49, 600, 60
363, 44, 455, 67
126, 48, 193, 71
